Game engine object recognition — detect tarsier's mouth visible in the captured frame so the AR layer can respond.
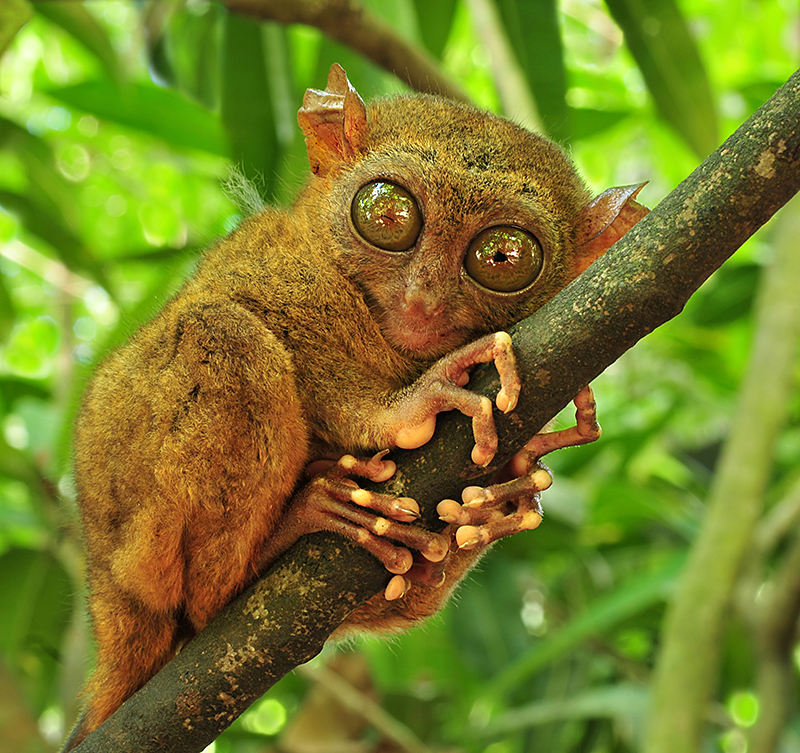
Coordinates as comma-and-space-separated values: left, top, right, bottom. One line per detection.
388, 321, 464, 359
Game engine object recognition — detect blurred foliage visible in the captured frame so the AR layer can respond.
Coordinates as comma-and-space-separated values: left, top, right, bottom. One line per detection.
0, 1, 798, 752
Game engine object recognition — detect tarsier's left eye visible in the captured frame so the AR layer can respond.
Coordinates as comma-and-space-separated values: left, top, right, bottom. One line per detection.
465, 226, 544, 292
352, 181, 422, 251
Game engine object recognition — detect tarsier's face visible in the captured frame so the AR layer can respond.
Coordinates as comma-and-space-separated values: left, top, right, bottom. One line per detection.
296, 73, 601, 361
346, 175, 549, 357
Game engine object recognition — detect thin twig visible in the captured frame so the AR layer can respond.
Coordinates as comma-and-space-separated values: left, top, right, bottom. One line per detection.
298, 664, 436, 753
222, 0, 468, 101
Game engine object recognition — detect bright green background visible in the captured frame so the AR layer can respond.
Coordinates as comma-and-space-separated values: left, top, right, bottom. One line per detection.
0, 1, 798, 752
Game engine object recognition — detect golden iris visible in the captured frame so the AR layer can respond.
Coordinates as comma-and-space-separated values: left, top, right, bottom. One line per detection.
465, 227, 543, 292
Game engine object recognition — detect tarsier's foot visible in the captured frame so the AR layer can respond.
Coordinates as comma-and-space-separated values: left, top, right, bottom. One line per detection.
391, 331, 520, 467
439, 385, 601, 550
293, 453, 449, 594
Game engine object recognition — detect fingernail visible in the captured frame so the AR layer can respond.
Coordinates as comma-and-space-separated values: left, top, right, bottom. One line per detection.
385, 575, 406, 601
458, 535, 481, 550
464, 491, 488, 508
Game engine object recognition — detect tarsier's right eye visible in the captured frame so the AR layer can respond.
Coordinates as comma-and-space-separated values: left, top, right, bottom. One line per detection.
352, 181, 422, 251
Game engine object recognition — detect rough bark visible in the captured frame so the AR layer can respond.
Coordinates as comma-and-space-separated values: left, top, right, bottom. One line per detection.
70, 70, 800, 752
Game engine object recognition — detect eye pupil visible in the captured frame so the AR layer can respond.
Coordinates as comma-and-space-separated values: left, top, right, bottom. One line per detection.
465, 226, 543, 292
352, 181, 422, 251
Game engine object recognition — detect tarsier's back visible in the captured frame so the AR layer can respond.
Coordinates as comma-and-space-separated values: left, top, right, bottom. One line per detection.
64, 64, 646, 750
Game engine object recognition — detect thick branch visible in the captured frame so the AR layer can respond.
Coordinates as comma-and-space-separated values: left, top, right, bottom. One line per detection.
72, 70, 800, 752
222, 0, 468, 101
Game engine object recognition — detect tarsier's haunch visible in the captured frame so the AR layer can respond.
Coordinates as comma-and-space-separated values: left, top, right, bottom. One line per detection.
65, 64, 648, 749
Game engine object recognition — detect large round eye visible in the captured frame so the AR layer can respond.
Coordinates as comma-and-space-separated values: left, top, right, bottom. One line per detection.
465, 226, 544, 292
352, 181, 422, 251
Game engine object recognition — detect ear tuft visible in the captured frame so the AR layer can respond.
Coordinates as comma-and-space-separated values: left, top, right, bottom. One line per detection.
297, 63, 368, 176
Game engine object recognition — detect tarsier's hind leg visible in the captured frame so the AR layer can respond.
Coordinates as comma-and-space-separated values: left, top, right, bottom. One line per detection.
154, 300, 313, 631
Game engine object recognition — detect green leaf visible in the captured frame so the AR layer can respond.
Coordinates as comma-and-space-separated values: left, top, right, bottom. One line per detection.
604, 0, 718, 156
493, 0, 570, 141
412, 0, 458, 58
47, 79, 228, 155
0, 272, 15, 340
481, 683, 649, 734
34, 1, 123, 81
738, 80, 787, 113
486, 553, 685, 697
0, 189, 107, 285
11, 123, 83, 235
688, 263, 760, 327
0, 0, 33, 57
571, 107, 631, 140
0, 548, 73, 713
149, 2, 223, 109
220, 15, 278, 196
0, 378, 50, 408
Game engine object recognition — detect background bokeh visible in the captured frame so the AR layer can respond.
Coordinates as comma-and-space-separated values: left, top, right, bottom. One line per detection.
0, 2, 798, 752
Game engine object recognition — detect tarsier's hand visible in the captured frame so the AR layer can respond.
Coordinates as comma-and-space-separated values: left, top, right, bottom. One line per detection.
387, 332, 520, 467
439, 386, 601, 549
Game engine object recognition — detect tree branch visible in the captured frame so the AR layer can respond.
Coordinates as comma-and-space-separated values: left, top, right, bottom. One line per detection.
71, 70, 800, 752
221, 0, 468, 101
747, 523, 800, 753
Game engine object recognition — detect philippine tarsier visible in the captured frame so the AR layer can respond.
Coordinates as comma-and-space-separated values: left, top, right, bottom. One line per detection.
66, 64, 647, 748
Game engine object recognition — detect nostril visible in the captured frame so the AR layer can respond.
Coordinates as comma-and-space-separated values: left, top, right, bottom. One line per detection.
402, 285, 444, 319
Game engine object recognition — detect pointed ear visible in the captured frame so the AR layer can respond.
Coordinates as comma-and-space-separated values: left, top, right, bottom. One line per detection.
297, 63, 368, 176
572, 183, 650, 273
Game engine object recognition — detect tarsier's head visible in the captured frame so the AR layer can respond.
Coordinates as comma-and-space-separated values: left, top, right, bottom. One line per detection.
297, 64, 647, 360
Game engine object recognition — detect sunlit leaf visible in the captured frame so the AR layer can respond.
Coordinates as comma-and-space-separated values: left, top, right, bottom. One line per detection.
48, 80, 228, 155
34, 0, 123, 81
0, 0, 33, 57
0, 189, 107, 284
3, 316, 60, 379
494, 0, 570, 141
604, 0, 718, 156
